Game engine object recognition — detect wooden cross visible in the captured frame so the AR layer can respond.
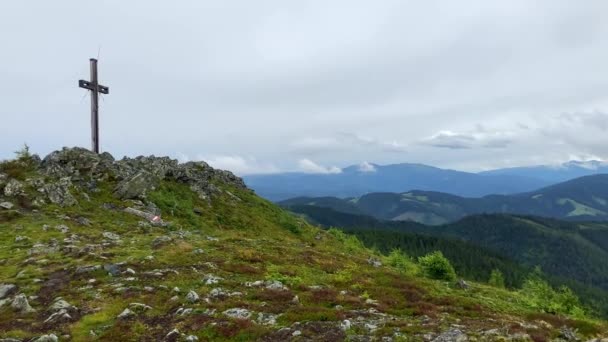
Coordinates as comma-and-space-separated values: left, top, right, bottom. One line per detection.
79, 58, 109, 154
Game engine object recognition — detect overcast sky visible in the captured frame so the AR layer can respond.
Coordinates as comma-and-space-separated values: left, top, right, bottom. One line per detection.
2, 1, 608, 174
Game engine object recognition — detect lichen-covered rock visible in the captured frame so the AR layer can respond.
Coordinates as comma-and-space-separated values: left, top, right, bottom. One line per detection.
432, 328, 468, 342
0, 284, 17, 299
0, 202, 14, 210
43, 177, 77, 206
11, 294, 35, 313
3, 179, 23, 197
186, 290, 199, 303
32, 334, 58, 342
223, 308, 252, 320
113, 171, 159, 200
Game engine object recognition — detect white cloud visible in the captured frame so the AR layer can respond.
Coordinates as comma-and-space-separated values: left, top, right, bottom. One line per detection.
358, 161, 377, 173
193, 155, 280, 176
297, 158, 342, 174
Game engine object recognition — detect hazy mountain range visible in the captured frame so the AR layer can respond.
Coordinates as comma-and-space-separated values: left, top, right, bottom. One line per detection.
245, 160, 608, 201
281, 174, 608, 225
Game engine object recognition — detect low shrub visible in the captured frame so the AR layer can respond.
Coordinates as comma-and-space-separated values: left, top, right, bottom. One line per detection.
418, 251, 456, 281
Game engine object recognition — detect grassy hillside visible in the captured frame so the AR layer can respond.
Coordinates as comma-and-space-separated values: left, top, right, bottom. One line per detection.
0, 148, 606, 341
288, 204, 608, 318
281, 175, 608, 225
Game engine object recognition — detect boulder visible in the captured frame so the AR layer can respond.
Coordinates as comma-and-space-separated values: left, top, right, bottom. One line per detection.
223, 308, 252, 320
113, 171, 159, 200
432, 328, 468, 342
0, 202, 14, 210
3, 179, 23, 197
186, 290, 199, 303
11, 294, 35, 313
43, 177, 77, 206
0, 284, 17, 299
152, 236, 172, 249
117, 308, 135, 320
32, 335, 58, 342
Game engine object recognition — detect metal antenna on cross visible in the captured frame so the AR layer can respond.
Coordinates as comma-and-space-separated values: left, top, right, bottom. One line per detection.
79, 58, 109, 154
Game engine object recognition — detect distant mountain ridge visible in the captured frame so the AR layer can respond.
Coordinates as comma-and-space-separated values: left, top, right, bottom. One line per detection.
280, 174, 608, 225
245, 160, 608, 201
244, 162, 549, 201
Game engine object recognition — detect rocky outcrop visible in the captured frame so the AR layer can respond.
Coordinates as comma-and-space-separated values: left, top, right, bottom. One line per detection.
34, 147, 247, 204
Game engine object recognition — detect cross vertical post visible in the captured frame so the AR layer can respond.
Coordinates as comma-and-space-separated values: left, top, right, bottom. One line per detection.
79, 58, 109, 154
90, 58, 99, 153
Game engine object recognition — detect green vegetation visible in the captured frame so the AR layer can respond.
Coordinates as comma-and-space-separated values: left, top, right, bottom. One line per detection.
521, 268, 585, 318
488, 269, 505, 288
418, 251, 457, 281
0, 149, 607, 340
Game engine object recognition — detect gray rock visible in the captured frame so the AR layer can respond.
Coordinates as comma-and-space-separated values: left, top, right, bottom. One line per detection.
223, 308, 252, 320
185, 335, 199, 342
152, 235, 172, 248
0, 338, 23, 342
560, 327, 580, 342
0, 202, 14, 210
186, 290, 200, 303
117, 308, 135, 319
257, 312, 280, 326
3, 179, 23, 197
367, 257, 382, 268
49, 297, 76, 312
44, 308, 72, 324
129, 302, 152, 312
265, 280, 288, 291
11, 293, 35, 313
75, 265, 101, 274
55, 224, 70, 233
432, 328, 468, 342
114, 171, 159, 200
456, 279, 470, 290
102, 231, 121, 241
202, 274, 222, 285
0, 284, 17, 299
43, 177, 77, 207
165, 329, 180, 340
104, 264, 121, 276
32, 335, 58, 342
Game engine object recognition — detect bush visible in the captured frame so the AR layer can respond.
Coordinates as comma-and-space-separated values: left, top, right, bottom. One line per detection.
385, 249, 413, 273
488, 269, 505, 288
418, 251, 456, 281
521, 268, 585, 317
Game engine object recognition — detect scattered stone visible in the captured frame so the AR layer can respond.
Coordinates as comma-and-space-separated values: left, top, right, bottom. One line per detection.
32, 335, 58, 342
4, 179, 23, 197
102, 231, 121, 241
49, 297, 76, 312
0, 284, 17, 299
75, 216, 91, 226
193, 248, 204, 254
367, 257, 382, 268
0, 202, 14, 210
55, 224, 70, 233
165, 328, 180, 340
43, 177, 77, 206
265, 280, 288, 291
223, 308, 252, 320
114, 171, 159, 200
206, 236, 219, 242
11, 294, 35, 313
245, 280, 264, 287
292, 330, 302, 337
560, 326, 580, 342
341, 319, 352, 331
185, 336, 199, 342
75, 265, 101, 274
257, 312, 280, 326
117, 308, 135, 319
125, 268, 136, 275
432, 328, 468, 342
14, 236, 29, 243
292, 295, 300, 304
186, 290, 199, 303
456, 279, 469, 290
44, 309, 72, 324
104, 264, 121, 276
152, 235, 172, 248
202, 274, 222, 285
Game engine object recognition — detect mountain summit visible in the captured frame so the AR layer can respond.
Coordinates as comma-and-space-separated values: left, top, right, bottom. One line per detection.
0, 147, 605, 340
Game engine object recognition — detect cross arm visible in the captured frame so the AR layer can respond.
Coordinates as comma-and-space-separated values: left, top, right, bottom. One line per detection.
79, 80, 110, 94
